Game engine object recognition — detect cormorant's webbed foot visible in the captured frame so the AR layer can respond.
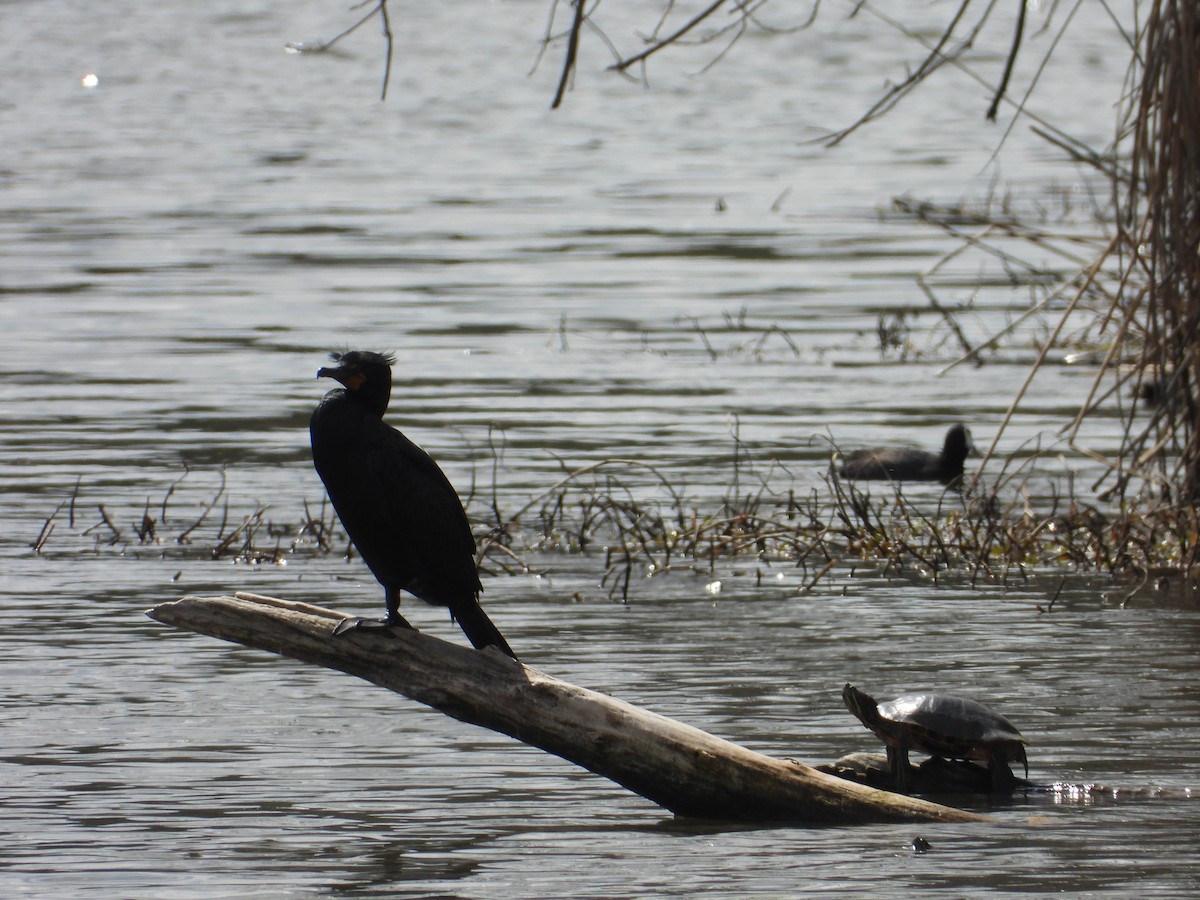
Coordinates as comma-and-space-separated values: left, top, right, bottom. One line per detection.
331, 614, 415, 637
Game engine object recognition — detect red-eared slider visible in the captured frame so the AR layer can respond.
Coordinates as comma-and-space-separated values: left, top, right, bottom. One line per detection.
842, 683, 1029, 793
835, 424, 974, 485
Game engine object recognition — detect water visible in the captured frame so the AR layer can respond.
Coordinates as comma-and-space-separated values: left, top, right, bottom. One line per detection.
4, 0, 1198, 896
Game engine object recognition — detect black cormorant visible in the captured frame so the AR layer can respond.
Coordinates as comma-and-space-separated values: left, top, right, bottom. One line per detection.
310, 350, 516, 658
835, 424, 974, 485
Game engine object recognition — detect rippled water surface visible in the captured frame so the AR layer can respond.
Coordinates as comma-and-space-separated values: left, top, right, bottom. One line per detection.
4, 1, 1198, 896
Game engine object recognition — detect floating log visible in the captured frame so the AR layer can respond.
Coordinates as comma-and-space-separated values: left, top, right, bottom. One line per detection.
146, 593, 987, 825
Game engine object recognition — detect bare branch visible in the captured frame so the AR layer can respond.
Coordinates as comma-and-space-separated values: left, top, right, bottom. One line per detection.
986, 0, 1027, 120
552, 0, 588, 109
286, 0, 395, 101
378, 0, 394, 101
822, 0, 994, 147
609, 0, 729, 73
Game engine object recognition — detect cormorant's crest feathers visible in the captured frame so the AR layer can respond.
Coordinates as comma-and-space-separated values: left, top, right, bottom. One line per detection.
328, 350, 396, 368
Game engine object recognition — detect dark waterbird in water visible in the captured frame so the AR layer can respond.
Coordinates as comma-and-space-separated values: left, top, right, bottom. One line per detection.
835, 424, 973, 485
309, 350, 517, 659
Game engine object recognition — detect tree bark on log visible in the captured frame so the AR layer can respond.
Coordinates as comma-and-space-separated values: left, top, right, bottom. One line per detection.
146, 592, 987, 825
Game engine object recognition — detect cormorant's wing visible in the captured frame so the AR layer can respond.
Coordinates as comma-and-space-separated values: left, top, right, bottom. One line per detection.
318, 417, 482, 605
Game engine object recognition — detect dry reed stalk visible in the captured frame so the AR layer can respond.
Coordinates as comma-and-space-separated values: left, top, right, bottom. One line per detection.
1061, 1, 1200, 514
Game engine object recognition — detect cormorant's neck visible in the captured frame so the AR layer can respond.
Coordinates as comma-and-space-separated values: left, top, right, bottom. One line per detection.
332, 384, 390, 419
359, 384, 390, 418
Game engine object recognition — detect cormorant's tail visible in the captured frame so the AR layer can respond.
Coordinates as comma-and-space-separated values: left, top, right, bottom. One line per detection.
451, 601, 517, 660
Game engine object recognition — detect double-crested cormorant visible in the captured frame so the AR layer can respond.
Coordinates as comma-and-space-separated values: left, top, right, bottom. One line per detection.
836, 424, 974, 485
310, 350, 516, 658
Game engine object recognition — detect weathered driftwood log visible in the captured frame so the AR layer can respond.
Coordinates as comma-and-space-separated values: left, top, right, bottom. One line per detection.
146, 593, 987, 825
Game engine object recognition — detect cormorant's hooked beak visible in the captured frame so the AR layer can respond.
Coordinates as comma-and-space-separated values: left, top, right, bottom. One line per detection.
317, 366, 366, 391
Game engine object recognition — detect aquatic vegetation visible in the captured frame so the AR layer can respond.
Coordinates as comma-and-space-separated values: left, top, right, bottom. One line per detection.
33, 447, 1200, 606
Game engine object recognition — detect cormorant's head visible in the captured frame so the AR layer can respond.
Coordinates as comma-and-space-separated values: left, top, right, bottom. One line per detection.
318, 350, 395, 416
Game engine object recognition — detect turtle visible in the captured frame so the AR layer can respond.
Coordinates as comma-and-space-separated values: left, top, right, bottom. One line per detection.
842, 683, 1029, 793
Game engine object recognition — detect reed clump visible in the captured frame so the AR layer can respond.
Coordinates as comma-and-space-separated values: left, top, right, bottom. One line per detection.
499, 458, 1200, 601
35, 447, 1199, 602
30, 468, 342, 566
1088, 0, 1200, 504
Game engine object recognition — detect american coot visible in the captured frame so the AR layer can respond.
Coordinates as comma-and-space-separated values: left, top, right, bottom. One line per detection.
835, 424, 973, 485
310, 350, 517, 659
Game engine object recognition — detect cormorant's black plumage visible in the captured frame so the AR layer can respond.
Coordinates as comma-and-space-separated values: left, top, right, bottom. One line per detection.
310, 350, 516, 658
